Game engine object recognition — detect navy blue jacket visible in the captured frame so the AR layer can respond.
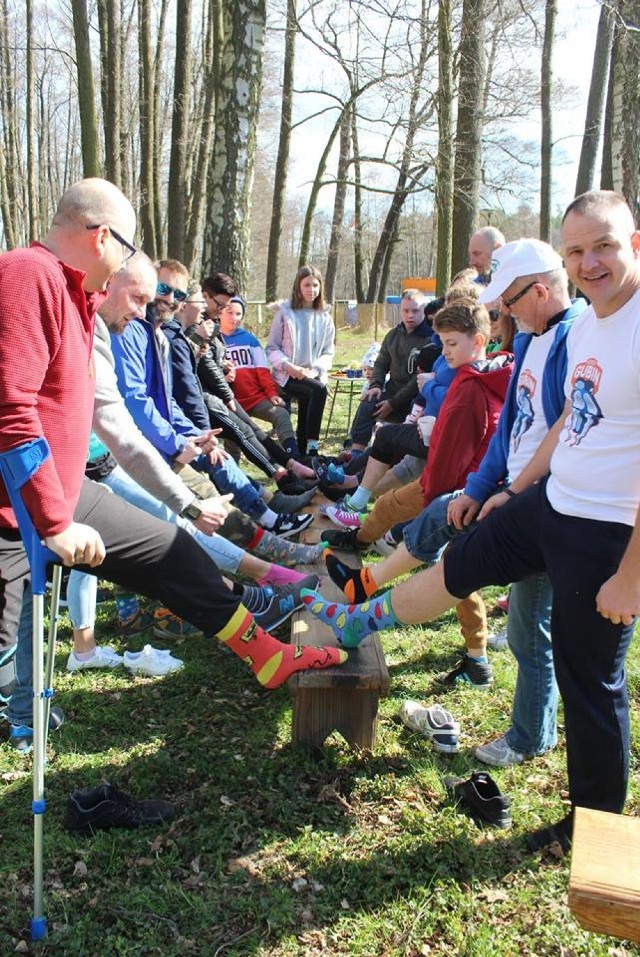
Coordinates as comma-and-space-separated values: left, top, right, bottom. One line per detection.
162, 317, 210, 431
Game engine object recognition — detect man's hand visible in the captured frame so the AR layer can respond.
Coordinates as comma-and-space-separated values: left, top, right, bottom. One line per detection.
192, 494, 234, 534
365, 386, 382, 403
447, 493, 480, 530
226, 398, 237, 412
193, 429, 223, 456
175, 439, 201, 465
596, 571, 640, 626
477, 490, 511, 521
45, 523, 106, 567
373, 399, 392, 419
194, 317, 214, 341
417, 372, 434, 390
270, 395, 286, 407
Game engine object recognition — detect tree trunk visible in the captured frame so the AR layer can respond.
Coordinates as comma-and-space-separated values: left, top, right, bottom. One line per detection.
70, 0, 100, 179
0, 0, 20, 246
351, 100, 366, 303
575, 1, 615, 196
324, 111, 350, 303
25, 0, 37, 240
167, 0, 193, 261
153, 0, 169, 253
539, 0, 556, 241
138, 0, 157, 256
97, 0, 122, 185
265, 0, 296, 301
203, 0, 266, 289
184, 0, 218, 272
451, 0, 486, 276
600, 33, 616, 191
606, 2, 640, 221
435, 0, 453, 294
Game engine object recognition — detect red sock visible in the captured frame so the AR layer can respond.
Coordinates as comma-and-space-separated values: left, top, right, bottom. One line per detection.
216, 606, 347, 689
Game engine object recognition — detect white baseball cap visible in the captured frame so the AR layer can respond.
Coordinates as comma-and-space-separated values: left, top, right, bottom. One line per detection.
478, 239, 564, 303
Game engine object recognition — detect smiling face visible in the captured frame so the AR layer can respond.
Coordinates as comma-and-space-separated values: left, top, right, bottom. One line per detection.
400, 298, 424, 333
100, 267, 156, 334
561, 205, 640, 318
154, 266, 188, 322
219, 301, 244, 335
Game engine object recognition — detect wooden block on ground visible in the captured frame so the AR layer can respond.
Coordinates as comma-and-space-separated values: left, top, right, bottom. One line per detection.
569, 806, 640, 942
288, 497, 390, 750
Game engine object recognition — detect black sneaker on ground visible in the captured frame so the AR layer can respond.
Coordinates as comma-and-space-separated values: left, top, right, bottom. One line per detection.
254, 574, 321, 631
270, 512, 314, 539
444, 770, 512, 829
441, 654, 493, 687
276, 474, 318, 496
321, 528, 366, 550
317, 479, 348, 502
64, 783, 175, 834
525, 811, 573, 853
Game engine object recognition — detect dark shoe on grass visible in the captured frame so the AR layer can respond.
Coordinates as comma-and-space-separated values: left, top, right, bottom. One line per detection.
9, 706, 65, 754
441, 654, 493, 688
320, 528, 366, 551
444, 770, 512, 829
525, 811, 573, 854
65, 783, 175, 834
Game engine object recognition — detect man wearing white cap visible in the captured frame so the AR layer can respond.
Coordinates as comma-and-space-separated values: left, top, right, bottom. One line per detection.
302, 190, 640, 853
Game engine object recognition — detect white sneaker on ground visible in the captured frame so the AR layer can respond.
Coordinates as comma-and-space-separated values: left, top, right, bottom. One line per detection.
123, 644, 184, 677
67, 645, 124, 672
475, 734, 524, 767
398, 700, 460, 754
487, 626, 509, 651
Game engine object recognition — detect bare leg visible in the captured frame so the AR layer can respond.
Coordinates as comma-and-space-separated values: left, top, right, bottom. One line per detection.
370, 543, 422, 588
372, 470, 401, 497
72, 626, 97, 655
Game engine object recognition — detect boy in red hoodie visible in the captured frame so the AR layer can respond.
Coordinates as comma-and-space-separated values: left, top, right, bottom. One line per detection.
322, 299, 513, 554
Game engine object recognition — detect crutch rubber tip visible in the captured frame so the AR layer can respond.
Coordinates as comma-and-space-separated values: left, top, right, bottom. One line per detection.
30, 917, 47, 940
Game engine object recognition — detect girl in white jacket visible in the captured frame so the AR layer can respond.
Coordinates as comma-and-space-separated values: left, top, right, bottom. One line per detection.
266, 265, 335, 455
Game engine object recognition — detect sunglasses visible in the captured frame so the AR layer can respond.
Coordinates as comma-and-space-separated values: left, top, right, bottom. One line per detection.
502, 281, 537, 310
86, 224, 137, 261
156, 282, 188, 303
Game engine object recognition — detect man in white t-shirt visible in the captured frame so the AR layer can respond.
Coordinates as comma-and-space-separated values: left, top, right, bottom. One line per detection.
303, 191, 640, 853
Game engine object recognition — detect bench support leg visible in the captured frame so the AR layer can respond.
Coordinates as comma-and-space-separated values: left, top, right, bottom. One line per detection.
292, 686, 380, 750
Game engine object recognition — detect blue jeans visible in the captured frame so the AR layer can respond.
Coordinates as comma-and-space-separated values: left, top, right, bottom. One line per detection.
403, 490, 558, 755
195, 454, 267, 522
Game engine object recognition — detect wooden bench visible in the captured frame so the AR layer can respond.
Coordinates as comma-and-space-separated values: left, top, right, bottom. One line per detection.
288, 499, 390, 750
569, 806, 640, 943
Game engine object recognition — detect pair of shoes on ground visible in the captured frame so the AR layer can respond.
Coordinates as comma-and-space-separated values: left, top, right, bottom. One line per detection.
266, 511, 314, 538
444, 769, 512, 829
398, 701, 460, 753
441, 653, 493, 688
254, 574, 320, 631
9, 705, 65, 753
65, 782, 174, 834
67, 642, 183, 677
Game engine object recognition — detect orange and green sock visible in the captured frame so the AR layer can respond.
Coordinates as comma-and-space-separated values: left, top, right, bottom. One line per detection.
216, 605, 348, 689
325, 552, 378, 602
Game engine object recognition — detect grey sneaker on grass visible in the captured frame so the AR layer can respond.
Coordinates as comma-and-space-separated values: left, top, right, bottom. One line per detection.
475, 734, 525, 768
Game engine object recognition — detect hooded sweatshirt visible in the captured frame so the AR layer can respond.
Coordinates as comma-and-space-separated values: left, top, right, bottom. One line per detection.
221, 326, 279, 411
419, 353, 513, 506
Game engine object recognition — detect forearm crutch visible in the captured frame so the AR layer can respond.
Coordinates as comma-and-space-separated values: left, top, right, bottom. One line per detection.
0, 437, 63, 941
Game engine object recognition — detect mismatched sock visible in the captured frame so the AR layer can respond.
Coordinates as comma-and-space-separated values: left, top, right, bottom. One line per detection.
325, 552, 378, 602
258, 564, 308, 587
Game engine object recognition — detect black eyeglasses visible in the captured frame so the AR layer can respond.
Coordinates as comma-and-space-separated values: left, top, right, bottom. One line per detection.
86, 224, 137, 261
156, 281, 188, 303
502, 281, 537, 309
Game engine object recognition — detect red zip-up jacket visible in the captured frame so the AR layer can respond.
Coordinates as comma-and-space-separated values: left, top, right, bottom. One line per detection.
419, 354, 513, 507
0, 244, 103, 536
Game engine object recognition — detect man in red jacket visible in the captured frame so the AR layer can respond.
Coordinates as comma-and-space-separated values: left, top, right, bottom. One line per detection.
0, 178, 345, 748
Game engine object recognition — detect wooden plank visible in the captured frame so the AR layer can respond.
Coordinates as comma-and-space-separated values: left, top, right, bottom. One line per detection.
288, 496, 389, 749
569, 806, 640, 943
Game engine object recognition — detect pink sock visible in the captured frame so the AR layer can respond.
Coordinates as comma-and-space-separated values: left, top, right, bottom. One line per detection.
258, 564, 307, 587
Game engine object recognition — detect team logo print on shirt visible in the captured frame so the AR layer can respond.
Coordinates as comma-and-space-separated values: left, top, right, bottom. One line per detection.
510, 368, 537, 453
562, 357, 603, 447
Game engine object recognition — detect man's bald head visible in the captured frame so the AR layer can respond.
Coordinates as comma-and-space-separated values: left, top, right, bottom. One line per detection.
469, 226, 506, 278
100, 252, 157, 334
53, 178, 136, 238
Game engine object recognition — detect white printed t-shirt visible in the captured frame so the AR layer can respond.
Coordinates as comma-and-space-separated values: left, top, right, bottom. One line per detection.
506, 328, 554, 481
547, 288, 640, 526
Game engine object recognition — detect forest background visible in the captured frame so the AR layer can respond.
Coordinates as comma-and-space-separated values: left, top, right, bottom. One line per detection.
0, 0, 638, 303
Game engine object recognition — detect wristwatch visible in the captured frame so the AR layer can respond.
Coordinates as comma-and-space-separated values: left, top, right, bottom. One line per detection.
180, 500, 203, 521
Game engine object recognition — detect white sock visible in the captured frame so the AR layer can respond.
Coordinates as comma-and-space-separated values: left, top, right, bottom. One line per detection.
260, 507, 280, 528
348, 486, 372, 510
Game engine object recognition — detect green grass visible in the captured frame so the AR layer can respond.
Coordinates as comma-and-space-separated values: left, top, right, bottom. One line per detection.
1, 326, 639, 955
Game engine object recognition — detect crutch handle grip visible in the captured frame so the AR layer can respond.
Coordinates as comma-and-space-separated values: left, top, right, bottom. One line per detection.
0, 437, 60, 594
